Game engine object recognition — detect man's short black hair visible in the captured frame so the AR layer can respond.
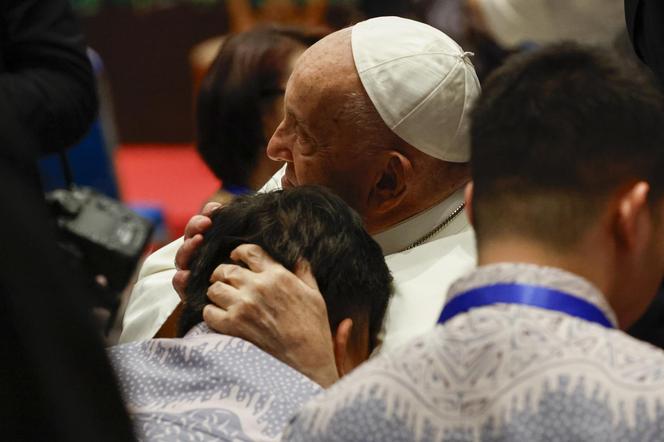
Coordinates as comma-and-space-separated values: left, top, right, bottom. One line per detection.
470, 43, 664, 249
179, 186, 393, 351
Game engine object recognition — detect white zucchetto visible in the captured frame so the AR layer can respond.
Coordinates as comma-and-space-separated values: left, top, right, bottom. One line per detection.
351, 16, 481, 163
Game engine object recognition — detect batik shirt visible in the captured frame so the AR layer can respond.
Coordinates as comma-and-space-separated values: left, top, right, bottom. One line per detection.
108, 324, 322, 441
284, 263, 664, 441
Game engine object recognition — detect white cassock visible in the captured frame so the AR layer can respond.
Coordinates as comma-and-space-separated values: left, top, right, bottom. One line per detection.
119, 167, 476, 352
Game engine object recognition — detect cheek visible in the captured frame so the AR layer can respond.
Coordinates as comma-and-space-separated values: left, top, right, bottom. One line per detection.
290, 152, 328, 185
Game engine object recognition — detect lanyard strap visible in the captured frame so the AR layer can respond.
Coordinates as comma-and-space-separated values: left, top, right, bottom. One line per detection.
224, 185, 253, 196
438, 283, 614, 328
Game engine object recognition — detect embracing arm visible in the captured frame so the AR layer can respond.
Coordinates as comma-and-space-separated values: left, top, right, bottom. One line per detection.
120, 167, 286, 343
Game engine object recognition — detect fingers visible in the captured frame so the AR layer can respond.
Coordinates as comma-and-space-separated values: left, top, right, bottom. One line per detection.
172, 269, 190, 300
202, 304, 231, 334
201, 201, 222, 217
184, 215, 213, 239
229, 244, 277, 273
175, 234, 204, 270
210, 263, 255, 287
294, 259, 319, 291
207, 280, 241, 310
204, 281, 252, 336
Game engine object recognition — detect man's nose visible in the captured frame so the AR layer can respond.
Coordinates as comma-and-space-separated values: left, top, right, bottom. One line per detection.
266, 121, 294, 162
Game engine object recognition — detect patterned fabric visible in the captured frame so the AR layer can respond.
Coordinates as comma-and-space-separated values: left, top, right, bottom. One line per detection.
109, 324, 322, 441
283, 263, 664, 441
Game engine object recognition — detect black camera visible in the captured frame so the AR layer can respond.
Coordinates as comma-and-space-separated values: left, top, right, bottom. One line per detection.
46, 186, 154, 309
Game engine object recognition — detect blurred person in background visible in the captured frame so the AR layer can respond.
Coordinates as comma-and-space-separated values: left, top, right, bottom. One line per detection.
196, 25, 325, 205
417, 0, 514, 81
421, 0, 627, 81
109, 186, 391, 441
227, 0, 329, 32
0, 0, 134, 440
465, 0, 626, 50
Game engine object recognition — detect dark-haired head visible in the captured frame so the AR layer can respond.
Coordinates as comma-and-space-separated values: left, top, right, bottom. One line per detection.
179, 186, 392, 373
470, 43, 664, 248
196, 26, 326, 190
469, 43, 664, 327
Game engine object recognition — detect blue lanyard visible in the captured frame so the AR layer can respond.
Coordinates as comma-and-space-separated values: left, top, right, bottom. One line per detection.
224, 185, 253, 196
438, 283, 614, 329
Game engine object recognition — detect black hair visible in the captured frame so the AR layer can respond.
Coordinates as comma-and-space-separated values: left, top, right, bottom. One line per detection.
470, 43, 664, 248
179, 186, 393, 352
196, 25, 325, 188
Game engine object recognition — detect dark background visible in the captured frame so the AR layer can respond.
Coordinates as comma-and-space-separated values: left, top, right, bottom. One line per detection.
80, 4, 230, 142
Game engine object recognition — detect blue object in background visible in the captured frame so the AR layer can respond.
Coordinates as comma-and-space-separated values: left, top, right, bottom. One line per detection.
39, 48, 120, 198
39, 119, 119, 198
129, 203, 169, 247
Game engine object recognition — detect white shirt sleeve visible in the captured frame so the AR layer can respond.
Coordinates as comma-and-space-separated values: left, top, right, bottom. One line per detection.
475, 0, 624, 48
118, 166, 286, 343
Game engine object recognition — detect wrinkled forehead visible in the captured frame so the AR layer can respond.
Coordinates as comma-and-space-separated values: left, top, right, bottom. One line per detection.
285, 28, 364, 128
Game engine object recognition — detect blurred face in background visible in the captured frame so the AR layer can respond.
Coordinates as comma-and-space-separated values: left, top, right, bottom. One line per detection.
260, 45, 306, 149
197, 27, 326, 191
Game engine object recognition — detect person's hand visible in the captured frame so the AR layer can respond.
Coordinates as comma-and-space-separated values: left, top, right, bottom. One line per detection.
204, 244, 339, 388
172, 202, 221, 299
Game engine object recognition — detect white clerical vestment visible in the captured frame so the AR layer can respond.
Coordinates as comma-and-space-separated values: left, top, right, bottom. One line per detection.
119, 167, 476, 350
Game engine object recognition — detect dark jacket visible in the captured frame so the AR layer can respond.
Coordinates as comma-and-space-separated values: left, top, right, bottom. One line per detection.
0, 0, 97, 160
0, 1, 134, 440
625, 0, 664, 85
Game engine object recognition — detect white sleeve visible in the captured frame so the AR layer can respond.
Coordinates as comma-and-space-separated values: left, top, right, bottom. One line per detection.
475, 0, 624, 48
118, 166, 286, 343
118, 238, 182, 343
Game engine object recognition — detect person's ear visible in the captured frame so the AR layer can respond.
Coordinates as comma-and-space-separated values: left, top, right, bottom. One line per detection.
464, 181, 475, 227
614, 181, 651, 253
332, 318, 353, 378
369, 151, 412, 214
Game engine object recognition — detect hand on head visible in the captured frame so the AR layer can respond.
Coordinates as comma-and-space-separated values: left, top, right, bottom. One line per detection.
204, 244, 339, 388
173, 202, 221, 299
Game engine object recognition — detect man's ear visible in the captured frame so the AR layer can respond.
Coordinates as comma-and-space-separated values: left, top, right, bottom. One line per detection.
614, 181, 651, 253
464, 181, 475, 227
369, 151, 412, 214
332, 318, 353, 378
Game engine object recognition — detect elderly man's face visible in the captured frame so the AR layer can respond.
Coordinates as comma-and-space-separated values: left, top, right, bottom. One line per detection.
266, 31, 380, 218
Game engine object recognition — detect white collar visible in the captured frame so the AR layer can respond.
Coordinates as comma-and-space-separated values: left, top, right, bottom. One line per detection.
373, 188, 467, 256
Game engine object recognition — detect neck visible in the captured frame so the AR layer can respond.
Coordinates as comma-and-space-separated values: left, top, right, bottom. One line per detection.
478, 237, 614, 304
366, 177, 469, 235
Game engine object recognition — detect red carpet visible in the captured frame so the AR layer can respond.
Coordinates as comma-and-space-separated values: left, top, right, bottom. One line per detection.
115, 144, 220, 240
